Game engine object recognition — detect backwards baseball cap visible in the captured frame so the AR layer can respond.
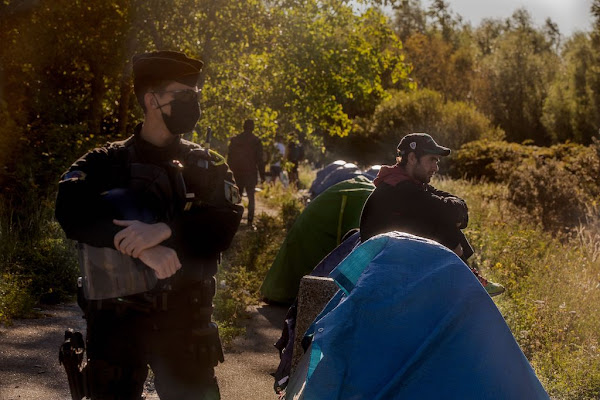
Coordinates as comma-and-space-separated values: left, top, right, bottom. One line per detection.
397, 133, 451, 157
132, 50, 203, 89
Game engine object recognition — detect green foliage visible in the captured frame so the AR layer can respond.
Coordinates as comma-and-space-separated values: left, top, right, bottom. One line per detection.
280, 198, 303, 232
471, 10, 559, 144
344, 89, 503, 165
0, 221, 79, 307
542, 33, 600, 144
435, 178, 600, 399
449, 139, 536, 181
451, 140, 600, 231
265, 4, 412, 139
508, 158, 592, 231
214, 212, 290, 345
257, 181, 298, 209
0, 273, 35, 325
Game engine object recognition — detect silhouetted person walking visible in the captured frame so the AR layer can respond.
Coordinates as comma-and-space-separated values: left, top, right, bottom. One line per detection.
227, 119, 265, 227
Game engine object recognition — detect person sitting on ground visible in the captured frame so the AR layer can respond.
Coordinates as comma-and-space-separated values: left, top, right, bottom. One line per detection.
359, 133, 504, 296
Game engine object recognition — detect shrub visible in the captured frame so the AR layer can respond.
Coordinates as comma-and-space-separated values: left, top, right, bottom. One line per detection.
0, 217, 79, 322
280, 198, 303, 231
435, 178, 600, 399
507, 158, 591, 231
341, 89, 504, 165
0, 273, 36, 325
450, 140, 600, 231
8, 223, 79, 304
448, 139, 535, 181
215, 210, 293, 345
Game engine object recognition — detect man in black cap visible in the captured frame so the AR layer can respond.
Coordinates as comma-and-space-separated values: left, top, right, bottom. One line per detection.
56, 50, 241, 399
360, 133, 504, 296
227, 119, 265, 228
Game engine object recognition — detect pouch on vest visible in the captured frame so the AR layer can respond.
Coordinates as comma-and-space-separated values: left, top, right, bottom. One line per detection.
181, 149, 243, 257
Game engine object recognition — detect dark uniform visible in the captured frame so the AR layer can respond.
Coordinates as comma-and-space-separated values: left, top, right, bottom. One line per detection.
56, 51, 241, 400
227, 120, 265, 226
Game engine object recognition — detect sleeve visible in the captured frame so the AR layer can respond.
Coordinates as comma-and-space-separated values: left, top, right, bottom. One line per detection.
55, 147, 123, 248
425, 185, 469, 229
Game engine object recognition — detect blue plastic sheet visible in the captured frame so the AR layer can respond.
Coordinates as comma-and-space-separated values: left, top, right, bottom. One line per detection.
299, 232, 549, 400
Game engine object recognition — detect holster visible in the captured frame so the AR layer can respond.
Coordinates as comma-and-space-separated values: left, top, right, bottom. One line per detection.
191, 322, 225, 367
58, 328, 89, 400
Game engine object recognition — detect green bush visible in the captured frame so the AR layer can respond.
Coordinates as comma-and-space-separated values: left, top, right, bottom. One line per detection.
507, 159, 591, 231
0, 216, 79, 322
0, 273, 36, 325
280, 198, 303, 232
435, 178, 600, 399
449, 139, 534, 181
214, 211, 292, 345
450, 140, 600, 231
341, 89, 504, 165
7, 223, 79, 304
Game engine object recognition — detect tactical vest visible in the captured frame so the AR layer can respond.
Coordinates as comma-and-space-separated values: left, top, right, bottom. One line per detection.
78, 136, 243, 300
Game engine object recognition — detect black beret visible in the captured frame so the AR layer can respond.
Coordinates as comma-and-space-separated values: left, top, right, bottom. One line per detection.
132, 50, 203, 88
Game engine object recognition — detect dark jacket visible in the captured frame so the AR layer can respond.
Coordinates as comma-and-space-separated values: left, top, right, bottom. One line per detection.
55, 124, 227, 283
227, 131, 265, 183
360, 164, 470, 255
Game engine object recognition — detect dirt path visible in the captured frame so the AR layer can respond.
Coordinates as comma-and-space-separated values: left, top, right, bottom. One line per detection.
0, 196, 289, 400
0, 301, 287, 400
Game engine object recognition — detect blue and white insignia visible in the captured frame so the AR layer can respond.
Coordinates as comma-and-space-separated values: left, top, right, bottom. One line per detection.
410, 142, 417, 150
62, 170, 87, 182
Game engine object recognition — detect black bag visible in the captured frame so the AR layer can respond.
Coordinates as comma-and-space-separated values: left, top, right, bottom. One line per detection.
59, 329, 88, 400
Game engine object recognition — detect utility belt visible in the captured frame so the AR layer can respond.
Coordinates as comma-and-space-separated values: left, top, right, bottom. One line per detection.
79, 277, 216, 317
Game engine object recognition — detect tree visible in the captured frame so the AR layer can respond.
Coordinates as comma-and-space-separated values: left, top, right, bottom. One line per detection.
393, 0, 427, 41
542, 33, 600, 144
332, 89, 504, 165
264, 2, 412, 141
0, 0, 412, 244
472, 9, 558, 144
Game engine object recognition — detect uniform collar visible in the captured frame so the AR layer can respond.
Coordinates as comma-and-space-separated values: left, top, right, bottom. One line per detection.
132, 123, 181, 163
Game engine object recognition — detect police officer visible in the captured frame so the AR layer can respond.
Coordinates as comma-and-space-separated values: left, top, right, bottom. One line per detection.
55, 51, 239, 399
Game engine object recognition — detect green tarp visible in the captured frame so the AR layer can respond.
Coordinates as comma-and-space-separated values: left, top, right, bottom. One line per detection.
260, 176, 375, 304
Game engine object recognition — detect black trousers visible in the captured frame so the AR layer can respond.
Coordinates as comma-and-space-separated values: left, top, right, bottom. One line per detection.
234, 174, 257, 224
84, 287, 221, 400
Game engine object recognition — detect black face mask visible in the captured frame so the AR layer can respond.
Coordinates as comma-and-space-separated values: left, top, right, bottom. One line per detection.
154, 92, 201, 135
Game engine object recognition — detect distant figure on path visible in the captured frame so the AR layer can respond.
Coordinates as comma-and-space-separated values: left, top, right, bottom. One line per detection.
286, 134, 304, 187
270, 135, 286, 183
227, 119, 265, 227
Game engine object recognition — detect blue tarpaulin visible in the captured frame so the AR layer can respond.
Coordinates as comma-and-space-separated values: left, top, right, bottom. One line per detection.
290, 232, 549, 400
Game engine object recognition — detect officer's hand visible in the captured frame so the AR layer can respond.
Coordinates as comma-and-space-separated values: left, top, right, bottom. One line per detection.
113, 220, 172, 258
138, 245, 182, 279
